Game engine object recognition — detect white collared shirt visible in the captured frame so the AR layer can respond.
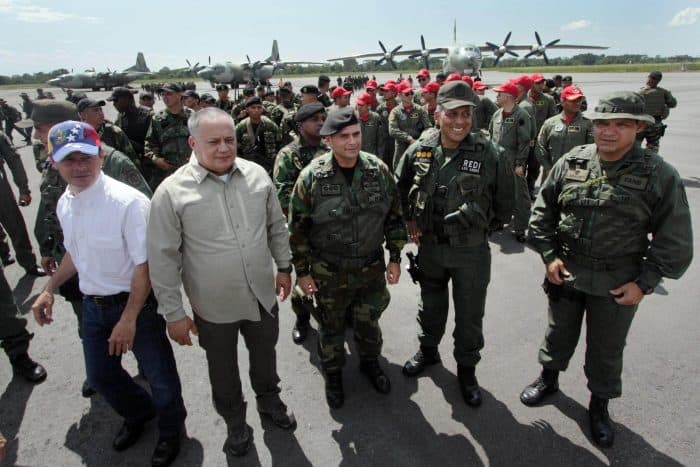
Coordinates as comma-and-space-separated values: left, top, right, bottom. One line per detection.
57, 172, 150, 295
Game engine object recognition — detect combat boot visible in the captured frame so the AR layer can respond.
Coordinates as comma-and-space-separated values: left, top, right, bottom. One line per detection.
360, 359, 391, 394
291, 317, 310, 344
11, 354, 47, 383
324, 371, 344, 409
402, 346, 441, 377
520, 368, 559, 406
457, 365, 482, 407
589, 395, 614, 448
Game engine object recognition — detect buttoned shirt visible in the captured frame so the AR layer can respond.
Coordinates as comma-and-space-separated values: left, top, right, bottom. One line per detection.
148, 156, 291, 324
57, 172, 150, 295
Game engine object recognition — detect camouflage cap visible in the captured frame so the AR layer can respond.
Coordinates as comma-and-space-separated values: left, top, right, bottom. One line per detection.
320, 107, 358, 136
586, 91, 654, 124
437, 81, 476, 109
27, 100, 79, 126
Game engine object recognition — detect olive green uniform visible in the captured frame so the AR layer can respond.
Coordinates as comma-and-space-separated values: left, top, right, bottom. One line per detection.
489, 104, 534, 232
472, 95, 497, 131
360, 111, 386, 158
529, 143, 693, 398
1, 264, 33, 360
536, 112, 594, 172
637, 86, 677, 152
388, 104, 431, 170
144, 107, 192, 189
215, 99, 235, 114
235, 116, 283, 175
288, 152, 407, 372
97, 122, 138, 167
395, 128, 515, 365
376, 101, 397, 167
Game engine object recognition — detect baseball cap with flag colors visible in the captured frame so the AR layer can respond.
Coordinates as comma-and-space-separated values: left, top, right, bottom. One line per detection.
48, 121, 101, 163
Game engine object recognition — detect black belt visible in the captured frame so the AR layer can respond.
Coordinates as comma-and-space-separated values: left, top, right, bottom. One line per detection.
315, 249, 382, 270
561, 252, 640, 271
85, 292, 131, 306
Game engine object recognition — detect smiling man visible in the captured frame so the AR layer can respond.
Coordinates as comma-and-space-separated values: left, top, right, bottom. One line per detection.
395, 81, 514, 408
521, 91, 693, 448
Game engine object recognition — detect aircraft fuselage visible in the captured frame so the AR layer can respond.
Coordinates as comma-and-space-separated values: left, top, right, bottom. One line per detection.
443, 44, 483, 76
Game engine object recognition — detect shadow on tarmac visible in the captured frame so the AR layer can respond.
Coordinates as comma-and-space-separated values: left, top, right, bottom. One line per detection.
0, 376, 35, 467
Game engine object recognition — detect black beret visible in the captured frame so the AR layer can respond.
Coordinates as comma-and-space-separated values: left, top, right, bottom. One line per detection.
320, 107, 358, 136
300, 85, 319, 94
295, 103, 325, 123
242, 86, 255, 96
278, 86, 292, 95
244, 96, 262, 107
106, 87, 137, 101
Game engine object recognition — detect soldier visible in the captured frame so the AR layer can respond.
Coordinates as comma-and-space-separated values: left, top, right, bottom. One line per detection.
637, 71, 677, 153
199, 93, 216, 108
526, 73, 558, 195
182, 90, 201, 112
489, 81, 534, 242
414, 69, 430, 105
376, 82, 398, 166
536, 85, 593, 177
36, 88, 47, 100
0, 130, 45, 277
231, 87, 255, 123
520, 91, 693, 448
215, 84, 235, 113
318, 75, 332, 108
235, 97, 282, 175
356, 92, 386, 158
299, 85, 321, 106
420, 81, 440, 127
364, 80, 379, 111
472, 82, 497, 131
77, 98, 138, 165
273, 103, 328, 344
330, 86, 352, 110
20, 92, 34, 119
558, 76, 588, 112
288, 107, 407, 409
389, 83, 432, 170
261, 90, 277, 114
139, 92, 155, 110
144, 83, 192, 189
109, 87, 153, 180
395, 81, 515, 407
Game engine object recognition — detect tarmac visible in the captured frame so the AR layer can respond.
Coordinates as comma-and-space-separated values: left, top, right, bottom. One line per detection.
0, 71, 698, 467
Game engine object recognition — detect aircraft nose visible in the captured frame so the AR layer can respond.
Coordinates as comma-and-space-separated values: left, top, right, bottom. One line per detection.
197, 68, 213, 79
47, 78, 60, 85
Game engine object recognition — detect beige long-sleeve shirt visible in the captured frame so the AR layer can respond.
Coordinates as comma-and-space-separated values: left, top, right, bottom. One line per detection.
147, 156, 291, 323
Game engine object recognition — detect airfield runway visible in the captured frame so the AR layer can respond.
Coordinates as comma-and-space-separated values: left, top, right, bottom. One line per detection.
0, 72, 698, 466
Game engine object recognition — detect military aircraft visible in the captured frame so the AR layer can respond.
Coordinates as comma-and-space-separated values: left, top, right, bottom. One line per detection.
327, 24, 608, 77
47, 52, 152, 90
197, 40, 325, 87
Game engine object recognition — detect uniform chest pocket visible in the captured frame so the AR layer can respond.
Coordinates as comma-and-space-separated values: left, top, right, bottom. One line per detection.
87, 235, 125, 275
455, 174, 481, 197
557, 213, 583, 239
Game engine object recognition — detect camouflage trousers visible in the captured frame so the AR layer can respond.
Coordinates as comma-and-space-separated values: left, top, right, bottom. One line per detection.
311, 258, 390, 373
636, 120, 665, 153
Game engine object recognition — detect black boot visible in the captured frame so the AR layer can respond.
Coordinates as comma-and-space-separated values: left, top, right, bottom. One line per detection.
520, 368, 559, 406
11, 354, 47, 383
402, 346, 441, 377
291, 317, 310, 344
589, 395, 614, 448
360, 359, 391, 394
457, 365, 482, 407
324, 371, 344, 409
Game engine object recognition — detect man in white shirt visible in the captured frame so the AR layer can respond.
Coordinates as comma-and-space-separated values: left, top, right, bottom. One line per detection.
31, 121, 186, 467
147, 108, 295, 458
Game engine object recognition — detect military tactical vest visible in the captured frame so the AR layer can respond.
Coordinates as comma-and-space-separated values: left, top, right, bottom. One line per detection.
308, 153, 390, 266
237, 116, 279, 173
154, 109, 192, 167
555, 145, 659, 262
409, 130, 492, 246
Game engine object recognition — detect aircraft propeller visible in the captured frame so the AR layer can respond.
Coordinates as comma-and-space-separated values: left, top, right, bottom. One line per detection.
375, 40, 403, 69
407, 35, 440, 69
485, 31, 519, 66
524, 31, 560, 65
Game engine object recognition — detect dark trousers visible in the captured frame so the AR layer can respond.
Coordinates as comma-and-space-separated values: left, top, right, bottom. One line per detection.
0, 175, 37, 270
82, 294, 186, 438
0, 265, 31, 360
538, 288, 637, 399
195, 303, 282, 434
417, 242, 491, 367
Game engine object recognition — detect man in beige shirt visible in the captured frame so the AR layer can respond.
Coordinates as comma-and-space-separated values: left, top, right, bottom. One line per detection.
147, 108, 295, 458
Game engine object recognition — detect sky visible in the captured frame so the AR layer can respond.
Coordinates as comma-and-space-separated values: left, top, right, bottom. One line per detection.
1, 0, 699, 75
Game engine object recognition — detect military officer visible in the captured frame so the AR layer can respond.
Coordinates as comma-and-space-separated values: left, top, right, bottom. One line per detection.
395, 81, 515, 407
388, 84, 431, 169
318, 75, 333, 108
288, 107, 407, 409
526, 73, 558, 192
472, 82, 497, 131
0, 99, 30, 145
489, 81, 534, 242
273, 103, 328, 344
512, 76, 539, 198
20, 92, 33, 120
215, 84, 236, 113
521, 91, 693, 448
270, 87, 297, 145
330, 86, 352, 110
182, 90, 202, 112
144, 83, 192, 189
230, 87, 255, 123
536, 85, 593, 176
376, 82, 398, 165
420, 81, 440, 127
77, 98, 138, 165
637, 71, 677, 153
139, 92, 155, 110
235, 96, 283, 175
356, 92, 386, 158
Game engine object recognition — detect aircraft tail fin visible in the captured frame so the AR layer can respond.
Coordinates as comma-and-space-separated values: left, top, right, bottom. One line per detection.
268, 40, 280, 62
125, 52, 150, 72
453, 20, 457, 43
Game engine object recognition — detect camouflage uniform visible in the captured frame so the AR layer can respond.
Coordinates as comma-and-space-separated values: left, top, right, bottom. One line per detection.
288, 152, 407, 372
359, 111, 386, 158
529, 143, 692, 399
273, 135, 329, 328
637, 86, 677, 152
215, 99, 235, 114
388, 104, 431, 170
235, 116, 283, 175
376, 101, 397, 166
536, 112, 594, 173
489, 104, 534, 233
144, 107, 193, 189
97, 122, 138, 167
395, 128, 514, 366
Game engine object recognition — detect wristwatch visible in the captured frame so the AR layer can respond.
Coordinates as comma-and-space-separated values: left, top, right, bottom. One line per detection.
277, 265, 293, 274
634, 278, 654, 295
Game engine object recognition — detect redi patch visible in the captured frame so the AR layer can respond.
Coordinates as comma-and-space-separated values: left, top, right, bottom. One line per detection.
460, 159, 482, 174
